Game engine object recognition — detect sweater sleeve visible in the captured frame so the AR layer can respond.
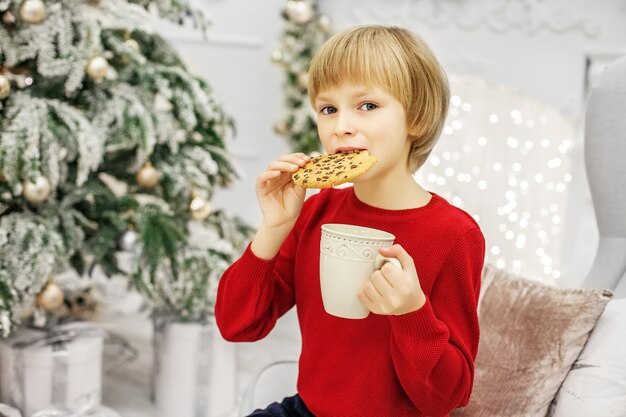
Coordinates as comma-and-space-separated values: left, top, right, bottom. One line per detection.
214, 225, 300, 342
388, 227, 485, 417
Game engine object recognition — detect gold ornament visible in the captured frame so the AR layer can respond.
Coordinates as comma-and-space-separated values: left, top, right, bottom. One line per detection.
124, 38, 140, 52
271, 49, 284, 64
19, 0, 46, 24
189, 193, 211, 220
273, 119, 289, 135
318, 14, 332, 32
297, 71, 309, 89
2, 11, 16, 26
36, 279, 64, 311
0, 74, 10, 100
285, 0, 314, 24
86, 56, 109, 81
23, 175, 52, 203
284, 36, 296, 47
136, 162, 160, 188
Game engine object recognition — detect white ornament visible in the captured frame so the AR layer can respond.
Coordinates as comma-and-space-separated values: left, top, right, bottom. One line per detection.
118, 229, 139, 251
285, 0, 314, 24
19, 0, 46, 24
23, 176, 52, 203
86, 56, 109, 81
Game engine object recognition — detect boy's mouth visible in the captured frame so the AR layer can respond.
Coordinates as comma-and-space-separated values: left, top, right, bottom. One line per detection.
334, 147, 367, 154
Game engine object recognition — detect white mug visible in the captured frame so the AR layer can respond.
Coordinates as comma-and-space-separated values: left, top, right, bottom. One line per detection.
320, 224, 401, 319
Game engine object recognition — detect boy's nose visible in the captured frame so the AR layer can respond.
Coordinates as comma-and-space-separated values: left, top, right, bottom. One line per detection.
333, 113, 356, 137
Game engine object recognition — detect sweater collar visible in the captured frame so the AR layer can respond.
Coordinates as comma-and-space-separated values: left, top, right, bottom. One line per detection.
345, 186, 442, 219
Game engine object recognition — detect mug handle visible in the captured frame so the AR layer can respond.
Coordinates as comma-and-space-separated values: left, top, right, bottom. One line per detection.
374, 254, 402, 271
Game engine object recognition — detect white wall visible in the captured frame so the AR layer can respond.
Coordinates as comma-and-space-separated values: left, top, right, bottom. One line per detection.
150, 0, 626, 402
158, 0, 626, 287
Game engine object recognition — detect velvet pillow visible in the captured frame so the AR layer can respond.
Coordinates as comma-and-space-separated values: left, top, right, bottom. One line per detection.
452, 264, 612, 417
549, 298, 626, 416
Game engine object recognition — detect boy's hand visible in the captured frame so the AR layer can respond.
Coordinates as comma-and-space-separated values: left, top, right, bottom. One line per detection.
358, 244, 426, 316
256, 153, 310, 229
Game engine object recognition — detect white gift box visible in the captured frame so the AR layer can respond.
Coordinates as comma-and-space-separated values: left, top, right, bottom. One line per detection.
0, 325, 103, 417
152, 316, 237, 417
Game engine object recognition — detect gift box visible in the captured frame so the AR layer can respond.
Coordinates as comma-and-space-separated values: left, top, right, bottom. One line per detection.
30, 404, 121, 417
152, 316, 237, 417
0, 323, 104, 417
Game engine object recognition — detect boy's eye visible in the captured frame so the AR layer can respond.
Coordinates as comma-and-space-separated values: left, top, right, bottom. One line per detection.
320, 106, 337, 115
359, 102, 378, 111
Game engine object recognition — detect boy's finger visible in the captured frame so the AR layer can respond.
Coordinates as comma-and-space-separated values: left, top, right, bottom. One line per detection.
267, 161, 301, 172
257, 170, 281, 185
379, 244, 415, 269
278, 153, 310, 165
358, 288, 377, 313
371, 270, 393, 295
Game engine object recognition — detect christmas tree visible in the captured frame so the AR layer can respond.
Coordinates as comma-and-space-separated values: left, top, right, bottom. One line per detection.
272, 0, 331, 155
0, 0, 254, 336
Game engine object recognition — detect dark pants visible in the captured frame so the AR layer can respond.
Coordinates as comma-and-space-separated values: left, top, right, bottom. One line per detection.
247, 394, 315, 417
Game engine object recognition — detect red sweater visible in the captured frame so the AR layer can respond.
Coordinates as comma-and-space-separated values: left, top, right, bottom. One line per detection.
216, 187, 485, 417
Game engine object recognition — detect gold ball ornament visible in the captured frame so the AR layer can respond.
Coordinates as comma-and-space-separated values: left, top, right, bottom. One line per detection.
271, 49, 284, 64
285, 0, 314, 24
36, 280, 64, 311
125, 38, 140, 52
189, 195, 211, 220
23, 175, 52, 203
318, 14, 332, 32
86, 56, 109, 81
136, 162, 160, 188
296, 71, 309, 90
273, 119, 289, 135
284, 36, 297, 47
0, 74, 10, 100
19, 0, 46, 24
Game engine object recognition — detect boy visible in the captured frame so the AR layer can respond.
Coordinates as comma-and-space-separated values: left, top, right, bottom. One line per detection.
215, 25, 485, 417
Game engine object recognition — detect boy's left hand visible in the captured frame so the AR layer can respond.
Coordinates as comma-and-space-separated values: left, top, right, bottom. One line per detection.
358, 244, 426, 316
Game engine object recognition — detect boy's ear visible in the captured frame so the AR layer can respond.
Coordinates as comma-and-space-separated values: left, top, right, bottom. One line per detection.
406, 123, 420, 138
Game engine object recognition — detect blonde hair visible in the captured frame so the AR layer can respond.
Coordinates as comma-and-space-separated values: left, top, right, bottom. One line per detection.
308, 25, 449, 171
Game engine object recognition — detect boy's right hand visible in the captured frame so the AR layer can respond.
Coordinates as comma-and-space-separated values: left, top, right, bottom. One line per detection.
256, 153, 310, 229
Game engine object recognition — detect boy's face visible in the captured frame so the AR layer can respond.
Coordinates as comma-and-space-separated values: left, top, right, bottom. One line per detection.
313, 82, 412, 183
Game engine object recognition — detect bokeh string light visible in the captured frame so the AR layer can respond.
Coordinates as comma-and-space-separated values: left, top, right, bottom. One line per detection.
415, 75, 575, 283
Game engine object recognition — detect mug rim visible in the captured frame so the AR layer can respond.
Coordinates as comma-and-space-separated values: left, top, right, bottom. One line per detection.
321, 223, 395, 241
